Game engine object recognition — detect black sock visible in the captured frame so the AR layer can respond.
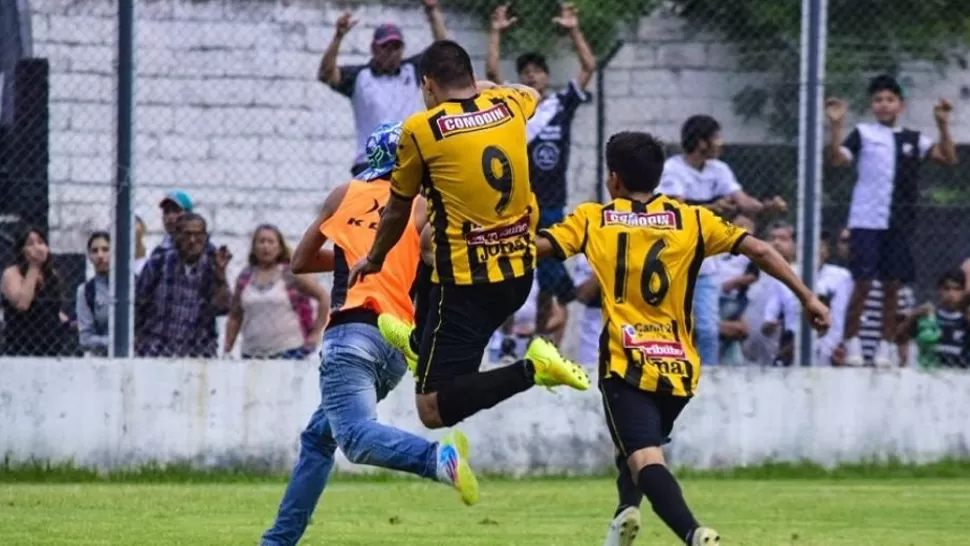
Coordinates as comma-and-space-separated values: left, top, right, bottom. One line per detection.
614, 453, 642, 517
637, 464, 698, 544
435, 360, 535, 426
409, 262, 434, 353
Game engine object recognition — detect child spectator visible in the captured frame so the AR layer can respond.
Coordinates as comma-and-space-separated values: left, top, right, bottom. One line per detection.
714, 214, 758, 365
826, 74, 957, 367
899, 269, 970, 369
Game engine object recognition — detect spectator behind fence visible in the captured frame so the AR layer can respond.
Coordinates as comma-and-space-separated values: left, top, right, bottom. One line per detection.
485, 2, 596, 340
224, 225, 330, 360
318, 1, 448, 176
714, 214, 758, 365
899, 269, 970, 369
1, 227, 70, 356
656, 115, 787, 366
134, 215, 148, 277
826, 74, 957, 367
570, 253, 602, 368
153, 190, 194, 256
135, 213, 232, 358
830, 227, 851, 269
76, 231, 111, 356
758, 222, 798, 365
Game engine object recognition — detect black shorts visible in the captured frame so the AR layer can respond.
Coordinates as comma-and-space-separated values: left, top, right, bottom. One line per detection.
415, 273, 533, 394
600, 376, 690, 456
849, 228, 914, 283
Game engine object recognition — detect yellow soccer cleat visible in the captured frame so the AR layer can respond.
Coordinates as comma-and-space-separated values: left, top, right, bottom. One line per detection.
377, 313, 418, 374
525, 336, 591, 391
603, 506, 642, 546
435, 430, 480, 506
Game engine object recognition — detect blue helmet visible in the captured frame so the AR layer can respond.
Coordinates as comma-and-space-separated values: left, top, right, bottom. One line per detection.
357, 122, 403, 181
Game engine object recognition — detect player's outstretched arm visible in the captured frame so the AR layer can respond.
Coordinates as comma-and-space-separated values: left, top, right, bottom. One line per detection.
736, 236, 831, 333
291, 184, 348, 274
349, 193, 414, 286
535, 234, 555, 259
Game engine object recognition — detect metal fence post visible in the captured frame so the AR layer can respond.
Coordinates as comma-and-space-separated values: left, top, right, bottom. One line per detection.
112, 0, 134, 358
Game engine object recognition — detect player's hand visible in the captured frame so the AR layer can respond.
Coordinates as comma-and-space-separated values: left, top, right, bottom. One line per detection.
335, 11, 358, 38
825, 97, 847, 124
348, 257, 383, 288
553, 2, 580, 30
934, 98, 953, 125
803, 295, 831, 334
490, 4, 517, 32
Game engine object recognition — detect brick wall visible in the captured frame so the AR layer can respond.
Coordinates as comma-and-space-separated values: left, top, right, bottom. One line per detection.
26, 0, 970, 292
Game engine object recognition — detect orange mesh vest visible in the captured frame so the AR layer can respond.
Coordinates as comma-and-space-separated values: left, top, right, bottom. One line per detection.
320, 180, 420, 323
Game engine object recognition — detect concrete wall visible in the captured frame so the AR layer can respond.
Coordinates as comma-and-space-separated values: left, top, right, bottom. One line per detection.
3, 358, 969, 473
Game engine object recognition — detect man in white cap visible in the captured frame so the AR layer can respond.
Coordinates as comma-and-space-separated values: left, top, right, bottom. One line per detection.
316, 0, 448, 175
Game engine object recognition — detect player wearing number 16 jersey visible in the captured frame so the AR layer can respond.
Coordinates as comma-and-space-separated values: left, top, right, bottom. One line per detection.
535, 132, 831, 546
348, 40, 589, 432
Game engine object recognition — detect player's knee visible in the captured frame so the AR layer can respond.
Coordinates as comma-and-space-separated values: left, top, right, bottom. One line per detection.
416, 393, 445, 429
627, 446, 666, 481
300, 418, 336, 454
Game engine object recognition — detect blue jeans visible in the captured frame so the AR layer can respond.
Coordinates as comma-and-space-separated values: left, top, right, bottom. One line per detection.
693, 274, 720, 366
261, 323, 439, 546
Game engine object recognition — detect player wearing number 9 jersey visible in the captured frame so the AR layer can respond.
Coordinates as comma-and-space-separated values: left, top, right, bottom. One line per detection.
349, 40, 589, 435
535, 131, 831, 546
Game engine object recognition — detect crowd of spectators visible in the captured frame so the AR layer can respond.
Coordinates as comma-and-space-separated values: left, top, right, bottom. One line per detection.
1, 4, 968, 370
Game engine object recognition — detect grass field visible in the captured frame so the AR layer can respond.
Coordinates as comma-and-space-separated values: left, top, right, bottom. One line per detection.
2, 473, 969, 545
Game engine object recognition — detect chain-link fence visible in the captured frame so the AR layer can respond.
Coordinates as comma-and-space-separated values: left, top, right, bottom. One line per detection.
1, 0, 968, 367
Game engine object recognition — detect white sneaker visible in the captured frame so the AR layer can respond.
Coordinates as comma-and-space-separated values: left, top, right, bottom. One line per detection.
602, 506, 641, 546
690, 526, 720, 545
873, 340, 895, 368
843, 337, 864, 367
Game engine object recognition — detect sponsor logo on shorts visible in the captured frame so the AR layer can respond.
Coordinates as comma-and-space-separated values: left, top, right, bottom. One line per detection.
603, 210, 676, 229
465, 215, 531, 246
621, 325, 685, 358
437, 103, 512, 136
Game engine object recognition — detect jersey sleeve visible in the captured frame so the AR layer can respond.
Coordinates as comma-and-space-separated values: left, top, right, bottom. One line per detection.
840, 127, 862, 161
539, 204, 592, 261
494, 86, 539, 120
329, 64, 366, 98
389, 116, 426, 199
697, 206, 748, 257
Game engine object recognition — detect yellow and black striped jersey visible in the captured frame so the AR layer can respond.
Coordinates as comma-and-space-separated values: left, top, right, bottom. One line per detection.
390, 87, 539, 285
540, 195, 748, 397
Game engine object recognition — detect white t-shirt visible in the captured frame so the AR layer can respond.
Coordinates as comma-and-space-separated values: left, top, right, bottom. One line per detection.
570, 254, 603, 367
655, 154, 743, 276
762, 263, 853, 365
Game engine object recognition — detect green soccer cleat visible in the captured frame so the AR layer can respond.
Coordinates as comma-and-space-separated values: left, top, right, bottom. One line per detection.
377, 313, 418, 374
525, 337, 590, 391
435, 430, 480, 506
690, 526, 720, 545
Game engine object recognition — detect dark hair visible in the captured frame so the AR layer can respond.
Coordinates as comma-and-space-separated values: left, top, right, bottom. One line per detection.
11, 227, 60, 288
868, 74, 904, 100
248, 224, 291, 267
515, 52, 548, 75
419, 40, 475, 90
820, 229, 831, 242
87, 231, 110, 251
938, 268, 965, 288
768, 221, 796, 241
176, 212, 207, 234
681, 115, 721, 153
606, 131, 666, 193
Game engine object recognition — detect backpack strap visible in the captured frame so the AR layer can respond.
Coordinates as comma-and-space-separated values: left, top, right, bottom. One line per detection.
281, 264, 314, 337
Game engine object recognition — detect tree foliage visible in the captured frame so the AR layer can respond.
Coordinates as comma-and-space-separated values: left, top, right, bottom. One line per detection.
448, 0, 970, 139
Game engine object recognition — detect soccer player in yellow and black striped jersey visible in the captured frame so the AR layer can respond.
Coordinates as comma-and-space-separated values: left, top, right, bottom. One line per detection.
349, 40, 588, 436
536, 131, 831, 546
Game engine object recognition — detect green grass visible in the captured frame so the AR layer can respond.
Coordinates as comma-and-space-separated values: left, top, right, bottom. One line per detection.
1, 478, 968, 545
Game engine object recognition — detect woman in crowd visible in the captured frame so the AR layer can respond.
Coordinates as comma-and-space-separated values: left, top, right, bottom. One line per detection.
1, 227, 70, 356
76, 231, 111, 356
224, 224, 329, 359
